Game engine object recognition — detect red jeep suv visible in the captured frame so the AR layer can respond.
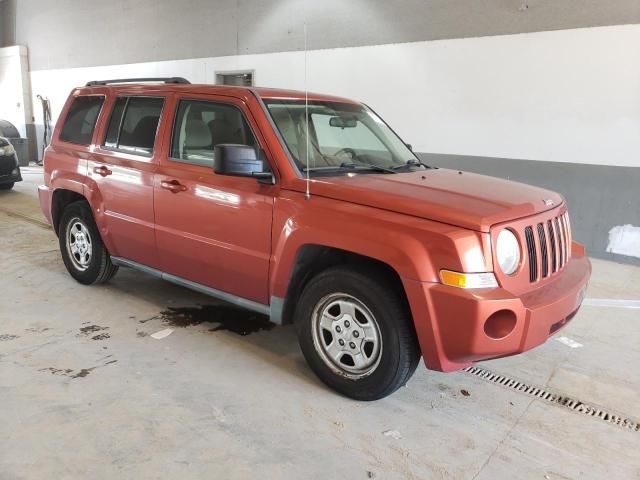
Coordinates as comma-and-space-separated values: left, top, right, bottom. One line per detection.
39, 78, 591, 400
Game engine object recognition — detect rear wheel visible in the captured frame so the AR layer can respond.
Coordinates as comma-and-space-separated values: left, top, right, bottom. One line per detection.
295, 266, 420, 400
59, 201, 118, 285
0, 182, 14, 191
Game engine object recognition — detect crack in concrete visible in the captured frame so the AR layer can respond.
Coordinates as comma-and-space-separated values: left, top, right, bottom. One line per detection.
471, 397, 536, 480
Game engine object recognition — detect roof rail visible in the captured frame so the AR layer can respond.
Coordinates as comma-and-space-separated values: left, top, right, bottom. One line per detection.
86, 77, 191, 87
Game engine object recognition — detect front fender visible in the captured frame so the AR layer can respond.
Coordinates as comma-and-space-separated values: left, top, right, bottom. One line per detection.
270, 191, 492, 299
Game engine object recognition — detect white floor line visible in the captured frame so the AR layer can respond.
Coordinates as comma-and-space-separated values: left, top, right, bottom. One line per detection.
583, 298, 640, 309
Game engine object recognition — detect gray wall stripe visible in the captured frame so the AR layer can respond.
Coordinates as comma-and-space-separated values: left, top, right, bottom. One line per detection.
418, 153, 640, 265
8, 0, 640, 70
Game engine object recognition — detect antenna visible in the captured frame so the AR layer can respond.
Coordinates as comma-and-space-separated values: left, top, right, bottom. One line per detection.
304, 5, 311, 200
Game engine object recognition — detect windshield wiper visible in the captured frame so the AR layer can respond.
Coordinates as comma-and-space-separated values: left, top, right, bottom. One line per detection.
302, 162, 396, 174
391, 159, 432, 171
338, 162, 397, 174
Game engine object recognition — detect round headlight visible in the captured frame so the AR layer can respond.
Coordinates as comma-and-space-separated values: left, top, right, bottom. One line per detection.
496, 229, 520, 275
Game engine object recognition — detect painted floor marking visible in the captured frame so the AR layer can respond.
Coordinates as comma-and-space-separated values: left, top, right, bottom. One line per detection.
583, 298, 640, 309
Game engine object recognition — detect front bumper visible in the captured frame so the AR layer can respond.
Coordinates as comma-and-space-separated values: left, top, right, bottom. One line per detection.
0, 154, 21, 185
404, 243, 591, 372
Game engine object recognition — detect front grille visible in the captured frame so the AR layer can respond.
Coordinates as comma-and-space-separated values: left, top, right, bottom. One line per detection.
525, 211, 571, 283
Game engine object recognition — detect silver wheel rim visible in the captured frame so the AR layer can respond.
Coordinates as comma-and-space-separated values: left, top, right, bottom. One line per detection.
66, 218, 93, 272
311, 293, 383, 379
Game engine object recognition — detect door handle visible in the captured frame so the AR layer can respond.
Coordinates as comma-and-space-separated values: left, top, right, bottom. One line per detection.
93, 165, 113, 177
161, 179, 187, 193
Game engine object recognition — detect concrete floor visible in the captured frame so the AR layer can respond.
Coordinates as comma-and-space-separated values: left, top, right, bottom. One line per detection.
1, 168, 639, 479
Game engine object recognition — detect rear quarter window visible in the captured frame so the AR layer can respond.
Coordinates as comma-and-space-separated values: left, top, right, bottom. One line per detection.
59, 96, 105, 145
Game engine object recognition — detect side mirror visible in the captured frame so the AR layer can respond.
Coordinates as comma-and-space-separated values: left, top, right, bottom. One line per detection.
214, 144, 275, 184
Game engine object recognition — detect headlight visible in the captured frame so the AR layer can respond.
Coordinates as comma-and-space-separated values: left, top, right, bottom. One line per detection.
496, 229, 520, 275
0, 144, 15, 156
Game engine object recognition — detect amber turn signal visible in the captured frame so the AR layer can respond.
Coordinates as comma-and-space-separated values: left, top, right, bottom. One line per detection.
439, 270, 498, 289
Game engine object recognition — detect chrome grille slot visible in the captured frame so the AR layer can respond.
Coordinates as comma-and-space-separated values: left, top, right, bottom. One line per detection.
524, 226, 537, 282
547, 220, 557, 273
536, 223, 548, 278
561, 213, 571, 261
555, 217, 564, 268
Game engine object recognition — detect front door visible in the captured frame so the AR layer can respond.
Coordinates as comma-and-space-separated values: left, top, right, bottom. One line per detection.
154, 95, 276, 305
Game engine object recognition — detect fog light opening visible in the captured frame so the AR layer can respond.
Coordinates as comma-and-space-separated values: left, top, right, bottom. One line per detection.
484, 310, 517, 340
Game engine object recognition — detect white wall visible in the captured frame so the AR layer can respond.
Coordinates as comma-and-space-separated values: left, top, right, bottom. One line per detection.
0, 45, 32, 137
29, 24, 640, 167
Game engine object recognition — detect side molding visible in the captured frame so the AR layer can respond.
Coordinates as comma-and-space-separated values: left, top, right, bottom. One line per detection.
111, 257, 271, 318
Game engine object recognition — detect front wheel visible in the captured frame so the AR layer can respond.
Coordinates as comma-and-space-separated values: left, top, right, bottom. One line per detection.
59, 201, 118, 285
0, 182, 14, 191
295, 266, 420, 400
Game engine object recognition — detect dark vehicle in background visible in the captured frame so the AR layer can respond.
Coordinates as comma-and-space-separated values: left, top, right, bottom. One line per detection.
0, 137, 22, 191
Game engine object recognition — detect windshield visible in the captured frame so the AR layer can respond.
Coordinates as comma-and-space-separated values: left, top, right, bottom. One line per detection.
264, 99, 420, 174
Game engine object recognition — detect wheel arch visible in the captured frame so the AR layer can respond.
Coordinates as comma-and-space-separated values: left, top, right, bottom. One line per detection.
51, 188, 87, 235
278, 244, 411, 327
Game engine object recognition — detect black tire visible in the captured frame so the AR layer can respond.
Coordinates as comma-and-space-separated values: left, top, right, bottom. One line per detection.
58, 200, 118, 285
0, 182, 14, 191
295, 266, 420, 400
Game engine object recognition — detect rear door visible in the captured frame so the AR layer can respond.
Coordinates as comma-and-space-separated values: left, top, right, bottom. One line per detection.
153, 94, 277, 304
88, 94, 166, 268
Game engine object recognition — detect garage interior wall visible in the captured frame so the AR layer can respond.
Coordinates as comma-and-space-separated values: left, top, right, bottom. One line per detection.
7, 0, 640, 263
0, 45, 33, 144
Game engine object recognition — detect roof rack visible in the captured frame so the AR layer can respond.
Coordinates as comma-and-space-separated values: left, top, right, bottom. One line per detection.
86, 77, 191, 87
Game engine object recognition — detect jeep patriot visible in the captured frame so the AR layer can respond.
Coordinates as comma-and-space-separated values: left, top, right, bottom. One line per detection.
39, 77, 591, 400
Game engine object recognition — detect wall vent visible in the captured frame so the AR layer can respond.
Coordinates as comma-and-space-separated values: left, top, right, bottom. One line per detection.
215, 70, 254, 87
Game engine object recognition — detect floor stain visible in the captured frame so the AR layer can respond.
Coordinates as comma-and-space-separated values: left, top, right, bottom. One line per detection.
39, 367, 73, 376
150, 305, 274, 336
71, 367, 96, 379
0, 334, 19, 341
78, 325, 109, 337
25, 327, 51, 333
38, 360, 117, 379
91, 333, 111, 341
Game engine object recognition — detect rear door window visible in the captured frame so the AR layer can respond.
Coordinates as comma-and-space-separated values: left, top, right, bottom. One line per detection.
59, 96, 105, 145
103, 96, 164, 156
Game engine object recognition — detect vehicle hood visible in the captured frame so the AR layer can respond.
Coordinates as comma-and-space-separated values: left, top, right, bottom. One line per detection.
310, 169, 563, 232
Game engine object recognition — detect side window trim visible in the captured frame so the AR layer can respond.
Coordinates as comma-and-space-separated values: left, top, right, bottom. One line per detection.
101, 95, 165, 158
114, 97, 131, 148
168, 97, 261, 168
58, 95, 106, 146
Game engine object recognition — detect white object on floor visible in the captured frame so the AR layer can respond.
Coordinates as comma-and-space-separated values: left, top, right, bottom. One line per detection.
555, 336, 583, 348
583, 298, 640, 309
606, 224, 640, 258
382, 430, 402, 440
150, 328, 174, 340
